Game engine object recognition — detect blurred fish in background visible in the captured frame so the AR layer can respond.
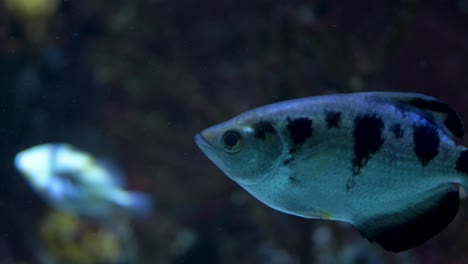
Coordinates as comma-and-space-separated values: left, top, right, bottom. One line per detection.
14, 143, 152, 263
15, 143, 153, 218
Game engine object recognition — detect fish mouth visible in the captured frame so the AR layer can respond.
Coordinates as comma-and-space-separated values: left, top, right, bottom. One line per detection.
194, 133, 219, 158
194, 133, 211, 150
194, 132, 226, 174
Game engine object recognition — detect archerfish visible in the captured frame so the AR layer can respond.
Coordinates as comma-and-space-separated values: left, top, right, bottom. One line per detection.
195, 92, 468, 252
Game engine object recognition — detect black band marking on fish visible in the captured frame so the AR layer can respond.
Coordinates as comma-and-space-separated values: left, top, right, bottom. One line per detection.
346, 178, 355, 191
287, 117, 313, 145
288, 176, 299, 183
409, 98, 464, 139
325, 110, 342, 129
252, 121, 275, 140
413, 124, 439, 166
389, 124, 404, 139
283, 157, 294, 165
352, 114, 385, 175
456, 149, 468, 174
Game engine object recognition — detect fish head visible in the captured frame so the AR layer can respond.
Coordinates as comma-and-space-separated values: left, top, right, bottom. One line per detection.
14, 143, 93, 189
195, 115, 284, 186
15, 144, 55, 190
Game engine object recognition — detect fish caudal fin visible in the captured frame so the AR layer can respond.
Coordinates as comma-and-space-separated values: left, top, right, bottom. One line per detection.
114, 191, 154, 218
127, 192, 154, 217
356, 184, 459, 252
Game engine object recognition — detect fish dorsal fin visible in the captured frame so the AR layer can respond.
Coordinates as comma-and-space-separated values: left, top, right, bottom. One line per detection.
356, 184, 459, 252
371, 92, 464, 139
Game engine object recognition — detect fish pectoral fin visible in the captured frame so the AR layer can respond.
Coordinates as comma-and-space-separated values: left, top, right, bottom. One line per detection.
356, 184, 459, 252
370, 92, 464, 139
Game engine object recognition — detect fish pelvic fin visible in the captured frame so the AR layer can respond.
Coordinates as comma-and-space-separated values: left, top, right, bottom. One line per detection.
356, 184, 459, 252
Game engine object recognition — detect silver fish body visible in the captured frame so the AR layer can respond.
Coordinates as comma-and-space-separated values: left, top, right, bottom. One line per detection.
195, 92, 468, 252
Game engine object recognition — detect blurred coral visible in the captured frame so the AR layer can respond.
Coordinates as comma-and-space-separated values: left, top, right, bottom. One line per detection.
39, 211, 131, 263
5, 0, 59, 20
4, 0, 60, 44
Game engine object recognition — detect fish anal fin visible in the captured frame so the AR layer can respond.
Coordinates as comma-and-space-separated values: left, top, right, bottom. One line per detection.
371, 92, 464, 139
357, 184, 459, 252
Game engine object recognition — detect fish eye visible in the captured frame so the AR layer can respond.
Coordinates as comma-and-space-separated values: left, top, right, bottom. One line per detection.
222, 130, 243, 152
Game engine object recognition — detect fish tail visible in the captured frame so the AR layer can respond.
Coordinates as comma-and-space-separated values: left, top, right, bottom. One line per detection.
128, 191, 154, 217
114, 191, 154, 218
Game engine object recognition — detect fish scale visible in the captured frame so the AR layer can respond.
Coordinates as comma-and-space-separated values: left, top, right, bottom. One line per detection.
195, 92, 468, 252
